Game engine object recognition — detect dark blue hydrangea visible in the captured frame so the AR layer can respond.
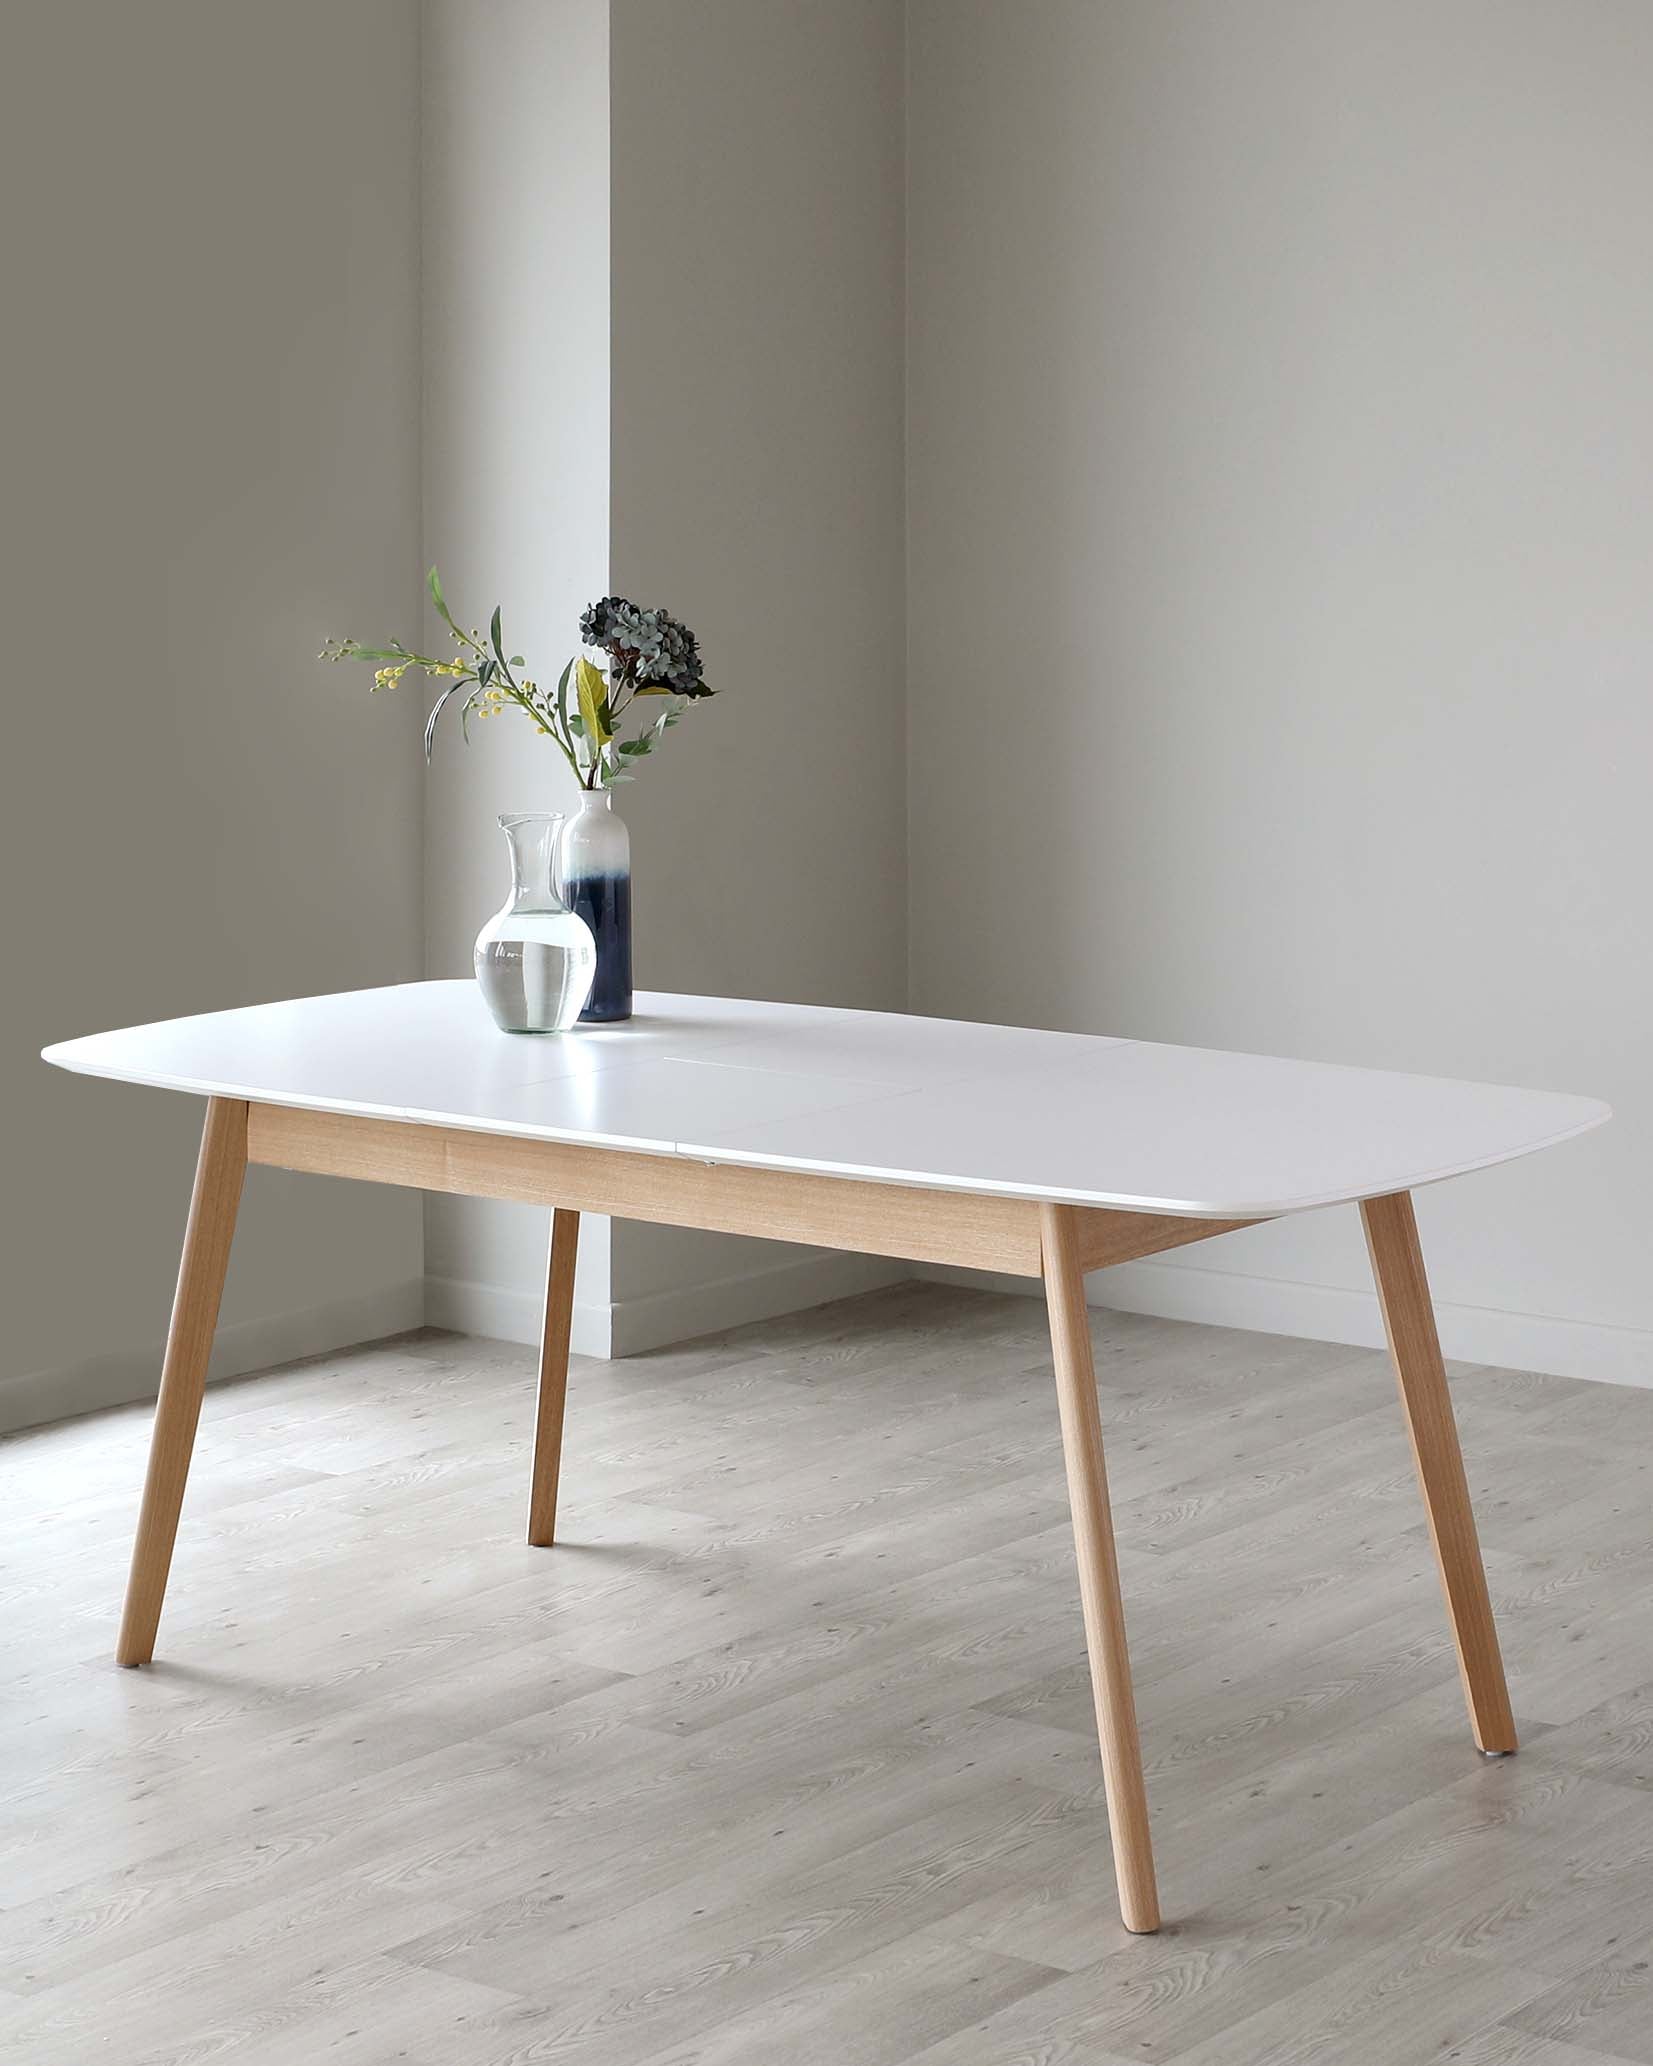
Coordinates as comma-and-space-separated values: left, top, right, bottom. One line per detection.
579, 597, 712, 696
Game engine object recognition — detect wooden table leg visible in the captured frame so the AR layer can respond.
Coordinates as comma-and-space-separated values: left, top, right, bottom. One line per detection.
527, 1207, 580, 1546
1040, 1202, 1160, 1934
1361, 1190, 1517, 1754
117, 1097, 248, 1666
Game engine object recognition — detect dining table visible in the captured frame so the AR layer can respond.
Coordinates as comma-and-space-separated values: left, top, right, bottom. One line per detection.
42, 980, 1610, 1934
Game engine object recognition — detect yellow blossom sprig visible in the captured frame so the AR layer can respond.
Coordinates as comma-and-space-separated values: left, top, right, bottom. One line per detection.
318, 569, 589, 782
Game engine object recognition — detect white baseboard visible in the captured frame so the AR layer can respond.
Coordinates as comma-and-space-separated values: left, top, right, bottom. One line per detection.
423, 1272, 581, 1352
26, 1242, 1637, 1445
7, 1252, 909, 1440
426, 1250, 908, 1361
918, 1257, 1653, 1390
607, 1250, 908, 1359
0, 1278, 428, 1438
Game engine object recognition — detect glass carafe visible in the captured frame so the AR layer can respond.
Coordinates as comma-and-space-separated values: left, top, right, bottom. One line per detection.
473, 814, 596, 1032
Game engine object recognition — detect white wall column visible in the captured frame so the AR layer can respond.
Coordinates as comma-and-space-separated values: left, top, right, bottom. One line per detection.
420, 0, 617, 1351
422, 0, 910, 1356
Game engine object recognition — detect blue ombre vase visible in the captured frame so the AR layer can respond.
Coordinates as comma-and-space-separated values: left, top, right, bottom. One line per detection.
561, 788, 632, 1022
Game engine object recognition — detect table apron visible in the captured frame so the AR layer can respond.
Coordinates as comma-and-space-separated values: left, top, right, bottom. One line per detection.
244, 1100, 1260, 1278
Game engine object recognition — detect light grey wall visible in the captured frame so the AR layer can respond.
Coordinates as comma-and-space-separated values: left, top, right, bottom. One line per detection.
20, 1, 1639, 1413
606, 0, 909, 1329
1, 1, 426, 1431
906, 0, 1653, 1381
419, 0, 617, 1349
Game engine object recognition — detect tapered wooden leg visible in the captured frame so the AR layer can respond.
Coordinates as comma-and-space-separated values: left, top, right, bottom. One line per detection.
1040, 1202, 1160, 1934
527, 1208, 579, 1546
1361, 1191, 1517, 1754
117, 1097, 248, 1666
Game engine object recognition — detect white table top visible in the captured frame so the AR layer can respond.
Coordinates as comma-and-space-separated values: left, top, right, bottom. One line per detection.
42, 982, 1608, 1219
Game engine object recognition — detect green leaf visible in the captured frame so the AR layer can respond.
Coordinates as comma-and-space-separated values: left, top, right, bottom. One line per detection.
426, 566, 453, 624
575, 657, 610, 747
637, 677, 713, 698
489, 606, 505, 666
510, 655, 525, 668
422, 680, 467, 763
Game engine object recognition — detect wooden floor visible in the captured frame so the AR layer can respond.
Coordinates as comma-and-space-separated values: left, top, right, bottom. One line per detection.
3, 1281, 1652, 2066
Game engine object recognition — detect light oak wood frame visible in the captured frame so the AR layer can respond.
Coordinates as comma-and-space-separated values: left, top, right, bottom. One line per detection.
114, 1099, 1239, 1928
242, 1104, 1261, 1277
119, 1097, 1511, 1934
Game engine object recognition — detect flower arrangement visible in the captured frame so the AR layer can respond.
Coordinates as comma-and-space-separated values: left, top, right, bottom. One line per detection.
321, 570, 714, 791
